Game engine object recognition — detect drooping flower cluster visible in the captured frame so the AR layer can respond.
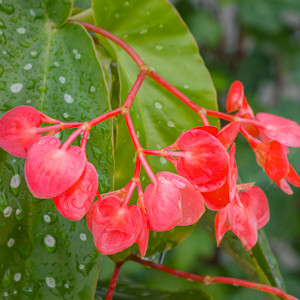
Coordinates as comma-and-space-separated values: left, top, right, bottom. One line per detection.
0, 106, 98, 221
1, 79, 299, 257
226, 81, 300, 194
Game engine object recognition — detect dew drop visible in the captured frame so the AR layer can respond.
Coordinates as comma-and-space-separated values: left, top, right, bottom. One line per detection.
43, 214, 51, 223
167, 121, 175, 127
59, 76, 65, 84
54, 61, 59, 67
63, 112, 69, 118
7, 238, 15, 247
183, 84, 189, 89
89, 85, 95, 92
80, 233, 87, 241
154, 101, 163, 109
29, 9, 36, 16
159, 24, 164, 28
30, 50, 38, 57
43, 234, 57, 252
3, 292, 8, 297
16, 27, 26, 34
26, 99, 31, 103
79, 264, 84, 270
46, 276, 56, 288
64, 94, 73, 103
10, 83, 23, 93
64, 283, 69, 289
14, 273, 21, 282
140, 29, 148, 34
24, 63, 32, 70
160, 157, 167, 164
155, 45, 163, 50
3, 206, 12, 217
125, 1, 130, 6
10, 174, 20, 188
114, 13, 120, 18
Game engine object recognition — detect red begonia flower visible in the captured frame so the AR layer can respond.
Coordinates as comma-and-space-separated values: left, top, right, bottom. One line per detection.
91, 196, 142, 255
53, 162, 98, 220
144, 172, 205, 231
25, 136, 87, 198
174, 129, 229, 190
158, 172, 205, 226
202, 144, 237, 210
214, 208, 230, 246
242, 186, 269, 229
0, 106, 43, 157
256, 113, 300, 148
136, 209, 149, 257
226, 81, 244, 113
227, 193, 258, 250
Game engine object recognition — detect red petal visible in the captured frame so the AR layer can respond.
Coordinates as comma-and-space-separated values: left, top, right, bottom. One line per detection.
0, 106, 42, 157
256, 141, 289, 181
92, 197, 142, 255
136, 210, 149, 257
158, 172, 205, 226
25, 136, 87, 198
144, 176, 181, 231
244, 186, 269, 229
194, 125, 219, 136
275, 178, 293, 195
226, 81, 244, 113
86, 200, 101, 232
202, 180, 230, 210
215, 209, 230, 246
217, 122, 240, 149
175, 129, 229, 186
227, 194, 258, 250
256, 113, 300, 147
286, 164, 300, 187
53, 162, 98, 220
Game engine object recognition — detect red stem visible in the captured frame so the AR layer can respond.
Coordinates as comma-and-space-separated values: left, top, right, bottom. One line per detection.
122, 181, 136, 207
80, 130, 89, 151
129, 255, 298, 300
122, 70, 147, 109
143, 149, 185, 158
148, 71, 202, 115
35, 122, 81, 133
70, 21, 146, 68
105, 262, 124, 300
61, 127, 85, 150
88, 108, 122, 127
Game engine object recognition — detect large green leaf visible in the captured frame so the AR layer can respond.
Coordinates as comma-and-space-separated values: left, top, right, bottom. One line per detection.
0, 0, 112, 299
91, 0, 218, 256
96, 280, 213, 300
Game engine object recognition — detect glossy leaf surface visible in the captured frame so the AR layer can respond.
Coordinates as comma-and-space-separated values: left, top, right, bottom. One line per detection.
0, 0, 113, 298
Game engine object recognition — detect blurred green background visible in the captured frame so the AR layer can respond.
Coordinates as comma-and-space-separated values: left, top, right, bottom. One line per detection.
99, 1, 300, 299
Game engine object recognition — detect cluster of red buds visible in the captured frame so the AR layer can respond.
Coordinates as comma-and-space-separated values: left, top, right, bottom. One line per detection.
1, 78, 299, 256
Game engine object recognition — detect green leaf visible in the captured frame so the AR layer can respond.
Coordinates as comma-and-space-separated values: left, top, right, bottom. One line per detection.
92, 0, 217, 256
95, 280, 213, 300
44, 0, 73, 27
198, 210, 284, 300
0, 0, 112, 299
